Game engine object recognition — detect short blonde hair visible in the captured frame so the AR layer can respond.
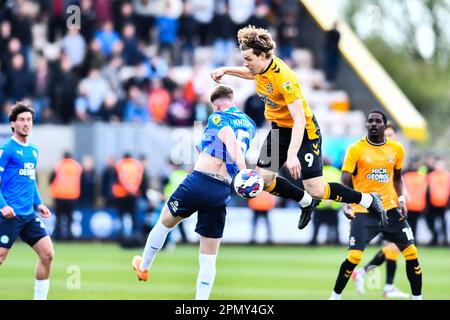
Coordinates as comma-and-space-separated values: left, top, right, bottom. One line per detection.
237, 25, 276, 58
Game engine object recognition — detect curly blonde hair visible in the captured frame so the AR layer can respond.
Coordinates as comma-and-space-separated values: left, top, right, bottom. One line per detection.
237, 25, 276, 58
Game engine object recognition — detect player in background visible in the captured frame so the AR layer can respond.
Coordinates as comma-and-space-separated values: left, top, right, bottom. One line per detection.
132, 84, 256, 300
351, 123, 409, 298
329, 111, 422, 300
210, 26, 385, 230
0, 102, 53, 300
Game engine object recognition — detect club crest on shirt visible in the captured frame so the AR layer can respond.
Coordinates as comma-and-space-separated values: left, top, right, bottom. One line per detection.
282, 81, 293, 93
267, 82, 273, 94
212, 115, 221, 125
32, 150, 38, 158
387, 154, 395, 164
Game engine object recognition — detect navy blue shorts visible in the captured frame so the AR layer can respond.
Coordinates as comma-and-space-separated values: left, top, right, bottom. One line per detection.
167, 171, 231, 238
0, 213, 48, 249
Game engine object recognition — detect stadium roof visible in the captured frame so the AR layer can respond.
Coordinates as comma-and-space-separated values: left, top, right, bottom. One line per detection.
300, 0, 428, 141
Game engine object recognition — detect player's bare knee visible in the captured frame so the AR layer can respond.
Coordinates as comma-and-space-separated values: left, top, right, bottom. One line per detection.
347, 249, 364, 265
40, 249, 54, 263
304, 184, 324, 199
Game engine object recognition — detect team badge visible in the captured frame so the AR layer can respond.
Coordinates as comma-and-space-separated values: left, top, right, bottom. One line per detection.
282, 81, 293, 93
387, 154, 395, 164
32, 150, 38, 158
212, 115, 221, 125
349, 236, 355, 246
267, 82, 273, 94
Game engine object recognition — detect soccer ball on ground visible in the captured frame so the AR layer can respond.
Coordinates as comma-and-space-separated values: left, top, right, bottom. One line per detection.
233, 169, 264, 199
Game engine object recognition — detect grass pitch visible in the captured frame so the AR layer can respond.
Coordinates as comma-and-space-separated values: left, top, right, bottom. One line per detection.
0, 242, 449, 300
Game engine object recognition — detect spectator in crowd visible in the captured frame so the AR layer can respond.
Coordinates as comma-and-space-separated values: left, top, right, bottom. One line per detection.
249, 192, 276, 244
49, 152, 83, 240
324, 21, 341, 88
93, 0, 113, 25
80, 0, 97, 43
115, 1, 136, 35
121, 23, 145, 66
191, 0, 215, 46
49, 56, 77, 124
277, 12, 299, 63
178, 1, 199, 66
426, 159, 450, 246
47, 0, 70, 43
167, 86, 193, 126
61, 28, 87, 70
229, 0, 254, 33
156, 2, 179, 64
133, 0, 161, 43
100, 92, 121, 123
147, 78, 170, 124
113, 153, 145, 239
0, 20, 13, 68
101, 155, 117, 208
212, 3, 235, 67
123, 85, 150, 123
32, 55, 51, 123
5, 53, 33, 101
79, 155, 97, 208
76, 68, 111, 121
94, 20, 122, 58
246, 3, 270, 30
102, 54, 126, 99
403, 159, 427, 238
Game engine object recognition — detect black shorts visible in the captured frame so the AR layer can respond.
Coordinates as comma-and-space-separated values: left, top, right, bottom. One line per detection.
348, 209, 415, 252
0, 213, 49, 249
167, 171, 231, 238
257, 117, 323, 180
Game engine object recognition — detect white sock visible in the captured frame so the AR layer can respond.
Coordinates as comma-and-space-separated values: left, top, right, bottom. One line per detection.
141, 219, 173, 271
384, 283, 394, 292
34, 279, 49, 300
357, 268, 366, 277
299, 192, 313, 208
329, 291, 341, 300
412, 295, 422, 300
195, 253, 217, 300
359, 193, 373, 209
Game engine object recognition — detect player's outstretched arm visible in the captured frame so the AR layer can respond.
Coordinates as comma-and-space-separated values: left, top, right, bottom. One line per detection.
218, 126, 247, 172
210, 67, 254, 83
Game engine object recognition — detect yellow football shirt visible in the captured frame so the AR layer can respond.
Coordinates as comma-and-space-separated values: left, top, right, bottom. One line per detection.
253, 56, 317, 139
342, 137, 405, 213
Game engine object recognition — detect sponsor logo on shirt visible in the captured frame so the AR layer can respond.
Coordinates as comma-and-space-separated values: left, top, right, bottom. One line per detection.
366, 168, 389, 183
19, 162, 36, 180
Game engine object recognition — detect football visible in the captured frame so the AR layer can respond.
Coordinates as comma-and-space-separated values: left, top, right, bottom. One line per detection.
233, 169, 264, 199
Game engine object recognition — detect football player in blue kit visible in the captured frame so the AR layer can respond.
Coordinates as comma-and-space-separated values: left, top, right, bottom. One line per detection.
0, 102, 53, 300
132, 84, 256, 300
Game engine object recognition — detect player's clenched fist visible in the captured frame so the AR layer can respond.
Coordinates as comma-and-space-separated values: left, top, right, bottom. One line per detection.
1, 205, 16, 219
210, 68, 226, 83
